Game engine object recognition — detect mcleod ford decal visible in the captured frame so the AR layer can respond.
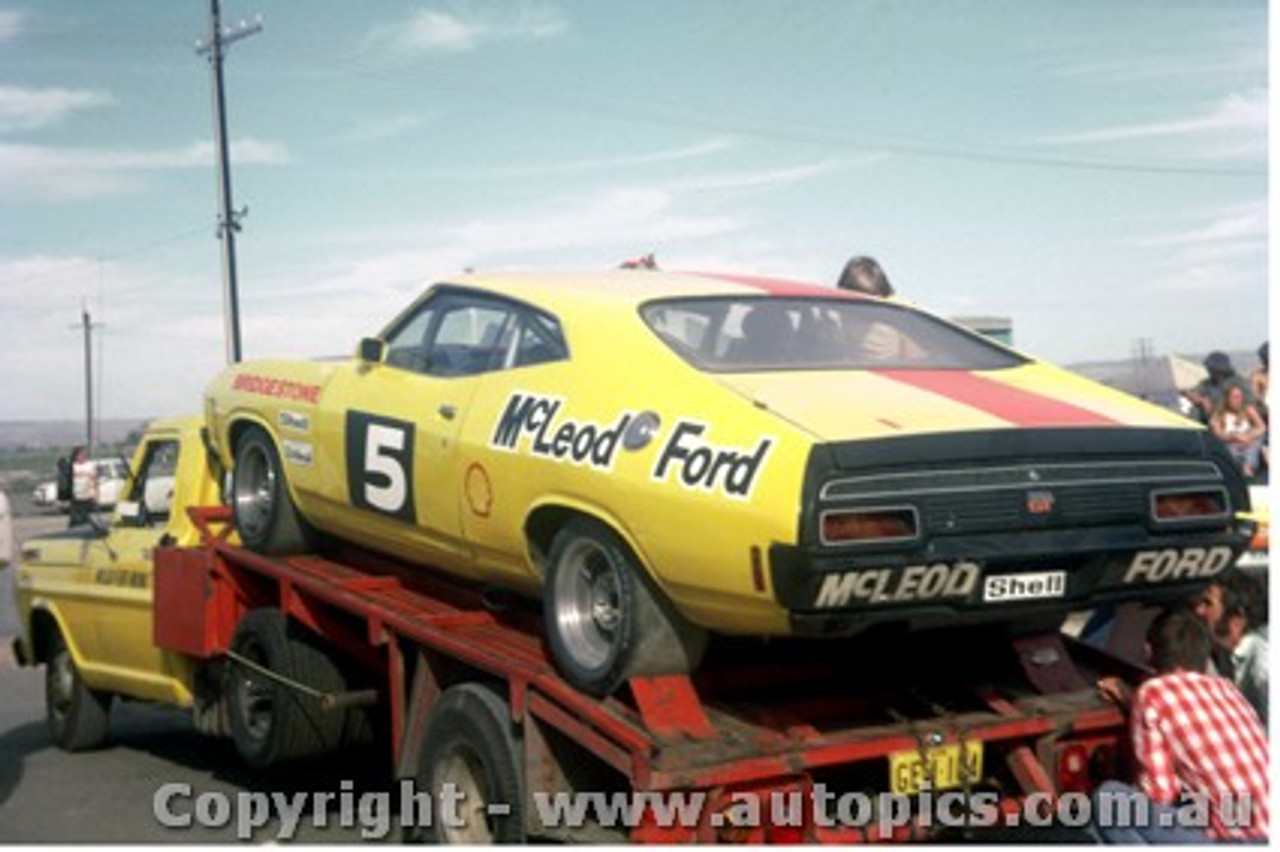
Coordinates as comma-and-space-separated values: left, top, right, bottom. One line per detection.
490, 392, 773, 499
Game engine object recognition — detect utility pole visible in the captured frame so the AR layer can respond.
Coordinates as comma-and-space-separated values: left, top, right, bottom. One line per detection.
71, 308, 103, 455
196, 0, 261, 365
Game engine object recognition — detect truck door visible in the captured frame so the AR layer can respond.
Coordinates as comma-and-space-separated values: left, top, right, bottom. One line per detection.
317, 289, 525, 570
95, 435, 180, 677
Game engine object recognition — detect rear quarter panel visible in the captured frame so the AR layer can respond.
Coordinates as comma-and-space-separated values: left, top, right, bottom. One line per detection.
458, 302, 813, 633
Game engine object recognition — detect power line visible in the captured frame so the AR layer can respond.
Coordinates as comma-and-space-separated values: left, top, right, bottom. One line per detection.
1, 225, 207, 291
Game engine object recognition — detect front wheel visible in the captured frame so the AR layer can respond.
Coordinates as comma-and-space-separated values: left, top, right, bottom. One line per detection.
231, 426, 315, 555
544, 518, 707, 696
45, 629, 111, 751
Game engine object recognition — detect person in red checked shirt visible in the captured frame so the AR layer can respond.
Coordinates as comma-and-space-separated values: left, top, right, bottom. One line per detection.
1093, 608, 1268, 843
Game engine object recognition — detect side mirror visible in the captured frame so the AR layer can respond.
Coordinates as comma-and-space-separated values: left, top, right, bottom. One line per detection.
358, 337, 385, 364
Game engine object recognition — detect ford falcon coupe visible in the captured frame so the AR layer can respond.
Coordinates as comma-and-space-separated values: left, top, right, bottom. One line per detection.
204, 269, 1251, 694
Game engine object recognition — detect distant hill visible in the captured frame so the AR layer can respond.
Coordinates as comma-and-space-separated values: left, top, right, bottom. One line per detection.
0, 419, 150, 451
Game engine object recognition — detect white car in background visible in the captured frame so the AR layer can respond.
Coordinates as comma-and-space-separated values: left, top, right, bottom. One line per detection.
31, 458, 130, 512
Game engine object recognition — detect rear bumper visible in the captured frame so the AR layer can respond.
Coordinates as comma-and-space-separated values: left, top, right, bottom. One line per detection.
772, 526, 1247, 636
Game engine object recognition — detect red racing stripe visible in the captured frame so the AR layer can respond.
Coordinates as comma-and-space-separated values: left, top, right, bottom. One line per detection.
874, 369, 1117, 427
690, 271, 868, 300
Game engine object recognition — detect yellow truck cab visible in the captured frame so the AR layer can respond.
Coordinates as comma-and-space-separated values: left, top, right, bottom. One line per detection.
12, 416, 222, 749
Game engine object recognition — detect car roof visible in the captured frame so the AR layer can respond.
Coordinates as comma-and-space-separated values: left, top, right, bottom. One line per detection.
443, 269, 871, 311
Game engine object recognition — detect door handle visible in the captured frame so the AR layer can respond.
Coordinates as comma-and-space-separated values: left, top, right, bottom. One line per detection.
439, 404, 458, 420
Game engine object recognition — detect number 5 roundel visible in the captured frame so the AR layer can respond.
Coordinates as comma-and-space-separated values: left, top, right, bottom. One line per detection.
346, 410, 417, 521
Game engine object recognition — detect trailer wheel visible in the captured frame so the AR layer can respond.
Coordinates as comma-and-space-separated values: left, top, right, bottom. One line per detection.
418, 683, 524, 844
545, 518, 707, 696
227, 609, 346, 768
45, 629, 111, 751
232, 426, 314, 554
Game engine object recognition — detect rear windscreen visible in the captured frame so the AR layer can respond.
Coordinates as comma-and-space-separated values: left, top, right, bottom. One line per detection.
641, 297, 1026, 372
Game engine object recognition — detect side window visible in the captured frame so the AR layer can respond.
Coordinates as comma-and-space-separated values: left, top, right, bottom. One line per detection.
385, 306, 436, 372
127, 439, 180, 524
513, 312, 568, 368
424, 300, 517, 377
381, 288, 567, 376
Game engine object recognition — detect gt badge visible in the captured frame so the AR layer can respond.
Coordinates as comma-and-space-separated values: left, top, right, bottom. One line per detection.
1025, 490, 1055, 515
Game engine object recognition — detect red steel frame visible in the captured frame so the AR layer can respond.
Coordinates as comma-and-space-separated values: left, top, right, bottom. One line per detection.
155, 506, 1136, 843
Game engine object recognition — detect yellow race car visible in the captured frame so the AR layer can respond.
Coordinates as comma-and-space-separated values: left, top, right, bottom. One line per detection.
204, 270, 1251, 694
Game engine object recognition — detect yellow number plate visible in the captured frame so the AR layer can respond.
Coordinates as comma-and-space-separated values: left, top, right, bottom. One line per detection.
889, 742, 983, 795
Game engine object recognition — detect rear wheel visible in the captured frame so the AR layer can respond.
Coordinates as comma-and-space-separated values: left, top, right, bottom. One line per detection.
231, 426, 314, 554
227, 609, 347, 768
45, 629, 111, 751
544, 518, 707, 696
418, 683, 524, 844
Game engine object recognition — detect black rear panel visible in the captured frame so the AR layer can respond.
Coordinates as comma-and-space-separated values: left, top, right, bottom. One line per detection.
772, 427, 1252, 635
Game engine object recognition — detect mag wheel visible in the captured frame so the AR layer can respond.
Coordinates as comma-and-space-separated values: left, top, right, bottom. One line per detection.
232, 426, 314, 555
544, 518, 706, 696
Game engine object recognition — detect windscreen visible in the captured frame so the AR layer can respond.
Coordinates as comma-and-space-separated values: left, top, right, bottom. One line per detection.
641, 297, 1025, 372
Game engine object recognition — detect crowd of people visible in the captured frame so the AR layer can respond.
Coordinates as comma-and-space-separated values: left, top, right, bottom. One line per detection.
1184, 345, 1270, 481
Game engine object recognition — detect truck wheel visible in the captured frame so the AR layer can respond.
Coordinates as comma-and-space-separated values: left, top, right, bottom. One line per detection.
45, 630, 111, 751
418, 683, 524, 844
227, 609, 346, 768
544, 518, 707, 696
232, 426, 314, 555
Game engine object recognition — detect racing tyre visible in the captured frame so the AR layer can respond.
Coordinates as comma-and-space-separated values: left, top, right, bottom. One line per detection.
232, 426, 315, 555
544, 518, 707, 696
416, 683, 524, 844
45, 629, 111, 751
227, 609, 347, 768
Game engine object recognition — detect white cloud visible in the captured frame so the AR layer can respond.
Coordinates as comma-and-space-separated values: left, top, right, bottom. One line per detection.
366, 3, 567, 55
0, 85, 115, 132
0, 137, 290, 200
1040, 89, 1267, 146
1128, 203, 1266, 250
334, 113, 428, 145
1130, 203, 1268, 297
1042, 51, 1266, 84
0, 10, 25, 44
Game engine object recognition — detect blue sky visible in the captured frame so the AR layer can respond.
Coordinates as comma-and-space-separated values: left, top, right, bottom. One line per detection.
0, 1, 1269, 420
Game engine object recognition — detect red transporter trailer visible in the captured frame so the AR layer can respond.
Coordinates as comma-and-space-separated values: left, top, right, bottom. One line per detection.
154, 506, 1145, 843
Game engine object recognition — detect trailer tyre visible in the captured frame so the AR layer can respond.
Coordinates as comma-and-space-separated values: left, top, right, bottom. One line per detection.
418, 683, 524, 844
232, 426, 314, 555
545, 518, 707, 696
227, 609, 347, 768
45, 629, 111, 751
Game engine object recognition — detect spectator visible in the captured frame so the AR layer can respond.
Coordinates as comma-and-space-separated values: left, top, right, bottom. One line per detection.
1251, 342, 1269, 422
1185, 351, 1252, 425
835, 255, 894, 297
1251, 342, 1269, 475
1210, 385, 1267, 478
69, 446, 98, 528
1094, 608, 1268, 843
1194, 570, 1268, 726
834, 256, 922, 361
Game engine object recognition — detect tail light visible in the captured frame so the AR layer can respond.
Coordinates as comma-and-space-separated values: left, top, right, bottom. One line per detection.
1151, 488, 1229, 524
820, 507, 918, 545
